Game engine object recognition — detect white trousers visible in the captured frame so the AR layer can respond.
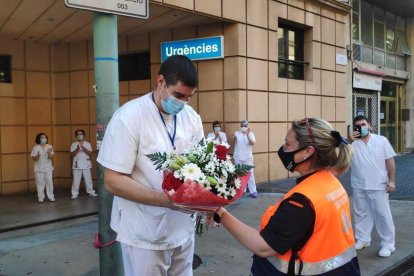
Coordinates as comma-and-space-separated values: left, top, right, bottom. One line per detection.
234, 159, 256, 194
120, 236, 194, 276
72, 169, 95, 197
352, 188, 395, 249
35, 171, 54, 201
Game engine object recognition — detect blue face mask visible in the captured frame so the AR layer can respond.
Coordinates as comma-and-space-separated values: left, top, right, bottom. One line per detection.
161, 95, 186, 115
360, 126, 370, 137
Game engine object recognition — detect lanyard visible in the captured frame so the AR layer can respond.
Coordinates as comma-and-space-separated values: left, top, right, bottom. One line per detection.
152, 92, 177, 150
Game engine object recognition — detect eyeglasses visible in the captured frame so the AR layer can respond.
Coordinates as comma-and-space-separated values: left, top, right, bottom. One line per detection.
295, 118, 315, 144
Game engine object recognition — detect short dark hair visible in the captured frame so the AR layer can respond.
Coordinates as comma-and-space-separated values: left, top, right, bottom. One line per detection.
35, 133, 48, 145
212, 121, 221, 127
158, 55, 198, 88
75, 129, 85, 136
353, 115, 370, 125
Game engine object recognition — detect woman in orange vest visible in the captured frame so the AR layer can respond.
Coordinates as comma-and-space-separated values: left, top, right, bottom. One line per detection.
212, 118, 361, 275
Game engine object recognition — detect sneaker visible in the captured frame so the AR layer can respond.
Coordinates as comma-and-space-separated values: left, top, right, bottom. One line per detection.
49, 198, 55, 202
355, 241, 370, 250
38, 199, 44, 203
88, 193, 98, 197
379, 247, 395, 257
71, 195, 78, 199
250, 192, 258, 199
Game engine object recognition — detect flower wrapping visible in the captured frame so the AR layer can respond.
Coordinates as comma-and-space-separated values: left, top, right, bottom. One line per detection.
147, 138, 253, 213
162, 171, 251, 212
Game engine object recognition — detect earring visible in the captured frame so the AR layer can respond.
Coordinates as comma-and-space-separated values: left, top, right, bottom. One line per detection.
304, 156, 307, 160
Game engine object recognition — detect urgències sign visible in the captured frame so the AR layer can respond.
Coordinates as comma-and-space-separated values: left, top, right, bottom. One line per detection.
161, 36, 224, 62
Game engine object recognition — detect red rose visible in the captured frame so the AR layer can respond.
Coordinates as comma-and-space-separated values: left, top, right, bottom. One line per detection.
163, 172, 183, 191
215, 145, 228, 160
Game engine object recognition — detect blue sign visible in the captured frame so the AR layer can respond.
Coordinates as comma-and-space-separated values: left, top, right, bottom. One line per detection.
161, 36, 224, 62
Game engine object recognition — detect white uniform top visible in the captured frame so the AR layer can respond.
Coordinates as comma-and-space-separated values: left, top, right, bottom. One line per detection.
233, 130, 256, 161
97, 93, 204, 250
71, 141, 93, 169
207, 131, 228, 143
351, 134, 396, 190
31, 144, 54, 173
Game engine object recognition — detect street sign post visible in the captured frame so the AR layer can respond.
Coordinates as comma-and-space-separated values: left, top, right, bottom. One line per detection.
64, 0, 149, 19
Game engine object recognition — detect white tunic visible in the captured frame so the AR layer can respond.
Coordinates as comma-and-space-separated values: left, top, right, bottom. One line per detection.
207, 131, 228, 143
97, 93, 204, 250
70, 141, 93, 169
351, 134, 396, 190
31, 144, 54, 173
233, 130, 256, 161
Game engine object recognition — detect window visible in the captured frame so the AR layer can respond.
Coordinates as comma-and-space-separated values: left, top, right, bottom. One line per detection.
119, 52, 150, 81
0, 55, 11, 83
278, 22, 305, 80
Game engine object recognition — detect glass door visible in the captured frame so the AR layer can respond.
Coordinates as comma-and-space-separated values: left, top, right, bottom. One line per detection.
380, 82, 399, 152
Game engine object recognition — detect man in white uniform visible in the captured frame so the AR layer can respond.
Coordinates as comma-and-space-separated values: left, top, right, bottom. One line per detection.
97, 55, 204, 276
233, 120, 257, 198
207, 120, 227, 143
70, 129, 97, 199
350, 115, 396, 257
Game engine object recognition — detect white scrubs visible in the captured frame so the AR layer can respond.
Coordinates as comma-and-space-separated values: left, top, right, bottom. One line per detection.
351, 134, 396, 249
233, 130, 257, 194
71, 141, 96, 197
207, 131, 228, 143
31, 144, 55, 202
97, 93, 204, 276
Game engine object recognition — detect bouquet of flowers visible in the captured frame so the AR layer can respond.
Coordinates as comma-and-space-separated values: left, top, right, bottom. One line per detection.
147, 138, 253, 233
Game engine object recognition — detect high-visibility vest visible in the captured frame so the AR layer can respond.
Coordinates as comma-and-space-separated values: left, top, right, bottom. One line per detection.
260, 170, 357, 275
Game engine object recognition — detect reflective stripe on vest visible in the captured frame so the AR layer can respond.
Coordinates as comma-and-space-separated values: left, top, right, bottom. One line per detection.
267, 245, 357, 275
260, 170, 356, 275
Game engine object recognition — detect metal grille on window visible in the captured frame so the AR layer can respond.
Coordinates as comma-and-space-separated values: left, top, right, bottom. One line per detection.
353, 91, 379, 134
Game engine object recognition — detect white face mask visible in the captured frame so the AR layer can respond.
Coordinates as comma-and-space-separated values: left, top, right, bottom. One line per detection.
214, 126, 221, 132
240, 127, 248, 133
77, 135, 84, 141
40, 138, 47, 144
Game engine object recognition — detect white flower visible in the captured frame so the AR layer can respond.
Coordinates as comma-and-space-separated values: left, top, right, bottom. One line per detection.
228, 187, 237, 197
174, 170, 182, 179
181, 163, 202, 181
234, 178, 241, 189
224, 161, 235, 173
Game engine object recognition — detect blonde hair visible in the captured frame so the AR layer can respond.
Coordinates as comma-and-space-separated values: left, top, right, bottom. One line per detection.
291, 118, 353, 175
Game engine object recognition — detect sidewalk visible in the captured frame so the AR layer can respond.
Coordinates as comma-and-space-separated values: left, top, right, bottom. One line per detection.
1, 192, 413, 275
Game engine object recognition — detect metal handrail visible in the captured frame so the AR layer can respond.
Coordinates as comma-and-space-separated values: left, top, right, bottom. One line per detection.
278, 58, 309, 65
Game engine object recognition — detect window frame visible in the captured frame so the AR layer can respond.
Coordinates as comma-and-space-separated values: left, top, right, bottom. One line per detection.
277, 22, 306, 80
118, 51, 151, 82
0, 55, 12, 84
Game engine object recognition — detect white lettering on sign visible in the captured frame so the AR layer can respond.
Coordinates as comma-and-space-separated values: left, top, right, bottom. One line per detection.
164, 43, 219, 58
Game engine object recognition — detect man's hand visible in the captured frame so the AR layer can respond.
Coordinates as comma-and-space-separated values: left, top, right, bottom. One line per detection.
349, 131, 360, 142
386, 181, 396, 193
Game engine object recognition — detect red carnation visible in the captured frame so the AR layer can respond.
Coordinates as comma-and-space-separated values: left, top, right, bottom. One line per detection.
163, 172, 183, 191
215, 145, 228, 160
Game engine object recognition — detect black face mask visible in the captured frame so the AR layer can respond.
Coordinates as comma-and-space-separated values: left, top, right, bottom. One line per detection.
277, 145, 309, 172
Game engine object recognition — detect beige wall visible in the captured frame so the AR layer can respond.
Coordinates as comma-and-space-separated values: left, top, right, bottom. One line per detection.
0, 0, 351, 195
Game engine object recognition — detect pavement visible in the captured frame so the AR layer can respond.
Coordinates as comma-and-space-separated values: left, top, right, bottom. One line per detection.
0, 153, 413, 275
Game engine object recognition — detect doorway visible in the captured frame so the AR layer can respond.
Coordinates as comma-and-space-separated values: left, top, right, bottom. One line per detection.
380, 82, 401, 152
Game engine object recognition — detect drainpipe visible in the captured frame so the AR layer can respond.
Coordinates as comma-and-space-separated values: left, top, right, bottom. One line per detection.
93, 12, 123, 275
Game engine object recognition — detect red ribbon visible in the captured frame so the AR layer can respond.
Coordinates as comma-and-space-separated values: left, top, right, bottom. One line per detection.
93, 233, 116, 249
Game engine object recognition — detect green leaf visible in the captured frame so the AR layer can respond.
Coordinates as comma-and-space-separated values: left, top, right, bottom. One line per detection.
206, 141, 214, 155
234, 163, 254, 176
146, 152, 167, 171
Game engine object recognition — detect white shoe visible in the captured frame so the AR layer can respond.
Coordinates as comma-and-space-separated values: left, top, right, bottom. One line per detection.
71, 195, 78, 199
355, 241, 370, 250
379, 247, 395, 257
88, 193, 98, 197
